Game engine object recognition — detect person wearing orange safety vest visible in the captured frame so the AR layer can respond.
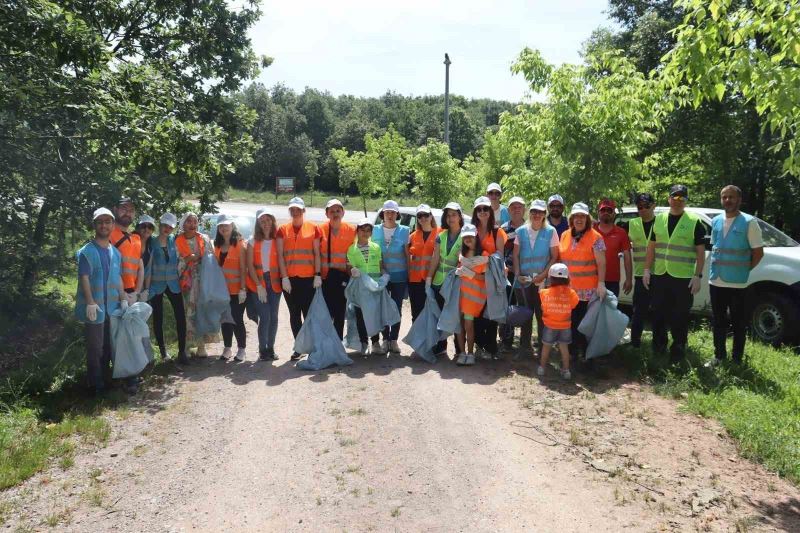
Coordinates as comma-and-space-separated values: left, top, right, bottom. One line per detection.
175, 212, 214, 358
110, 197, 144, 305
276, 197, 322, 361
319, 198, 357, 340
559, 202, 607, 361
246, 208, 283, 361
213, 214, 248, 362
455, 224, 490, 366
407, 204, 440, 322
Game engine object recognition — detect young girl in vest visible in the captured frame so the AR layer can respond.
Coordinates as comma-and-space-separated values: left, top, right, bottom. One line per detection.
213, 215, 248, 361
246, 208, 282, 361
456, 224, 489, 366
407, 204, 439, 322
538, 263, 580, 380
347, 218, 385, 356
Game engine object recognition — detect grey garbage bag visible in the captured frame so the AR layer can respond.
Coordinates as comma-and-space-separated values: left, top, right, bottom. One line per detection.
483, 252, 509, 323
402, 287, 442, 363
196, 251, 234, 336
578, 291, 629, 359
296, 289, 353, 370
436, 270, 462, 336
343, 274, 400, 349
110, 302, 153, 378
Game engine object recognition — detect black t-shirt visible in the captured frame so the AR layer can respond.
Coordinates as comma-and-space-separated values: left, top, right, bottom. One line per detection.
642, 219, 655, 238
650, 214, 705, 245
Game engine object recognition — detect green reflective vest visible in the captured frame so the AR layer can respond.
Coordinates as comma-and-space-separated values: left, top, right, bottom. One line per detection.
628, 217, 654, 278
653, 211, 700, 278
433, 230, 462, 286
347, 241, 382, 279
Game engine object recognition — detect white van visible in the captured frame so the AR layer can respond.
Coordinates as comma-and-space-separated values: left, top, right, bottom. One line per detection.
616, 207, 800, 345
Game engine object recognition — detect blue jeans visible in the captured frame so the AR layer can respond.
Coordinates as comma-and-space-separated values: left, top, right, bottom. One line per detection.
249, 290, 282, 351
382, 281, 407, 341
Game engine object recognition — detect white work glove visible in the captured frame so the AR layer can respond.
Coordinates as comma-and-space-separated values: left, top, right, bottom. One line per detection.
642, 269, 651, 290
85, 303, 99, 321
350, 267, 361, 278
596, 282, 607, 300
281, 276, 292, 294
380, 273, 390, 284
256, 285, 267, 303
238, 289, 247, 304
424, 277, 432, 289
120, 299, 129, 313
456, 266, 475, 279
313, 275, 322, 289
126, 292, 138, 305
688, 275, 701, 295
517, 275, 532, 286
139, 289, 149, 303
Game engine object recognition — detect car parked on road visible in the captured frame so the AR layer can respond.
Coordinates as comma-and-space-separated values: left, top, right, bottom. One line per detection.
615, 207, 800, 345
373, 206, 471, 231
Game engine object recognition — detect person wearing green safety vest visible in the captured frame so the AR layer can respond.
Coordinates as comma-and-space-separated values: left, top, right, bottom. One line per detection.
643, 185, 706, 363
707, 185, 764, 367
425, 201, 466, 358
626, 192, 657, 348
348, 217, 388, 355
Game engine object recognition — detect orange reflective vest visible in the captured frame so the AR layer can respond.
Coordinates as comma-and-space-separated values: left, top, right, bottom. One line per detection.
279, 221, 318, 278
175, 233, 206, 260
246, 238, 281, 293
214, 241, 244, 295
559, 228, 602, 290
459, 254, 489, 317
478, 227, 508, 255
110, 227, 142, 290
408, 228, 441, 282
319, 221, 356, 279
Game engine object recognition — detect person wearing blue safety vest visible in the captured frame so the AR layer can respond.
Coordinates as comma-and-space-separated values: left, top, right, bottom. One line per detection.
707, 185, 764, 367
371, 200, 410, 355
487, 182, 511, 226
75, 208, 127, 396
512, 199, 560, 356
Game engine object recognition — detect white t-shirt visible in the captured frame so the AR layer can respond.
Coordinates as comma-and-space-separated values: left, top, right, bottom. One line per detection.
382, 225, 396, 246
260, 240, 272, 272
710, 216, 763, 288
527, 226, 560, 251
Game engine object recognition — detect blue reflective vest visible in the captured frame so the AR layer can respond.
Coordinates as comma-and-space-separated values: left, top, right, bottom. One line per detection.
75, 242, 123, 324
372, 223, 409, 283
148, 235, 181, 295
516, 225, 555, 275
710, 213, 753, 283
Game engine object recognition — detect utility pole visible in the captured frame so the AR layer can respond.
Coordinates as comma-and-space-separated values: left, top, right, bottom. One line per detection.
443, 53, 451, 148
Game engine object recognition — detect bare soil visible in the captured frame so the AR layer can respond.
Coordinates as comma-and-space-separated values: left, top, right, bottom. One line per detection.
3, 301, 800, 532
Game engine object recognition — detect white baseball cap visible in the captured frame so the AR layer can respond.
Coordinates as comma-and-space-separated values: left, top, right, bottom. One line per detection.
443, 201, 462, 213
160, 212, 177, 227
460, 223, 478, 238
136, 215, 156, 227
569, 202, 590, 217
216, 214, 233, 225
548, 194, 565, 206
549, 263, 570, 279
416, 203, 432, 215
508, 196, 525, 207
381, 200, 400, 213
486, 182, 502, 193
356, 217, 374, 228
255, 207, 274, 220
288, 197, 305, 209
325, 198, 344, 210
529, 199, 547, 212
92, 207, 114, 221
473, 196, 491, 208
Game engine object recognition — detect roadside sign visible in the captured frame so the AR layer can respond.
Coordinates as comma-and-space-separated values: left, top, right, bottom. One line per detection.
275, 176, 295, 194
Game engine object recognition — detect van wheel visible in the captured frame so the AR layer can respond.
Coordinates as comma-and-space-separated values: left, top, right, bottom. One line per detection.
751, 292, 799, 346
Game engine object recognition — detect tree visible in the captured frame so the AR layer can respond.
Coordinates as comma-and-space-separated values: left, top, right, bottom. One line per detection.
448, 107, 481, 160
364, 124, 411, 199
409, 140, 463, 208
330, 148, 380, 216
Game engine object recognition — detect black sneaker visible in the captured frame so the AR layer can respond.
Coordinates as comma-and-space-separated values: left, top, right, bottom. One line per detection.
259, 349, 270, 361
267, 348, 278, 360
290, 352, 302, 361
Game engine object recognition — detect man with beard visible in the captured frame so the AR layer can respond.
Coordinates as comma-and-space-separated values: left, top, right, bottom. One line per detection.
319, 198, 356, 340
75, 208, 129, 396
707, 185, 763, 366
594, 198, 632, 298
110, 197, 144, 305
547, 194, 569, 237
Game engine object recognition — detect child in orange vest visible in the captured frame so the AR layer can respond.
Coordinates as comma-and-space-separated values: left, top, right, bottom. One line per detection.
537, 263, 580, 379
456, 224, 489, 366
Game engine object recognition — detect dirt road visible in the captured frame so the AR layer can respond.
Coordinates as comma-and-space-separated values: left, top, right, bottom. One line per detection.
4, 300, 800, 532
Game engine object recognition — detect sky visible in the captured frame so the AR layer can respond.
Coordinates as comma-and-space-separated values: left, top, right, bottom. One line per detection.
247, 0, 615, 102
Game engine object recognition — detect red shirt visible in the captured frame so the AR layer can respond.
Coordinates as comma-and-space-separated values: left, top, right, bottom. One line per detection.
594, 223, 631, 282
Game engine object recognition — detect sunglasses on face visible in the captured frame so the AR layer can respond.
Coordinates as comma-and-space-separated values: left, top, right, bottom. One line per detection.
475, 206, 491, 213
548, 203, 563, 209
599, 208, 614, 213
670, 195, 687, 201
487, 191, 501, 196
636, 203, 652, 210
417, 213, 431, 218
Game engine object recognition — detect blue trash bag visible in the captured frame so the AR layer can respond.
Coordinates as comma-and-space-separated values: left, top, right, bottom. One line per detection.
296, 289, 353, 370
578, 291, 629, 359
402, 287, 441, 363
343, 274, 400, 350
196, 251, 235, 336
483, 252, 509, 323
110, 302, 153, 378
437, 270, 462, 336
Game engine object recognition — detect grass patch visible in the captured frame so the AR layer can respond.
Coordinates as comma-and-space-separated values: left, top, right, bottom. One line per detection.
617, 328, 800, 484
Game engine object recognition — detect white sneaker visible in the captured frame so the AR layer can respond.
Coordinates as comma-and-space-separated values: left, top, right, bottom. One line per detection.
560, 369, 572, 380
360, 342, 369, 355
371, 342, 386, 355
456, 352, 467, 365
389, 340, 401, 353
536, 365, 545, 376
464, 353, 476, 366
234, 348, 246, 362
381, 340, 390, 354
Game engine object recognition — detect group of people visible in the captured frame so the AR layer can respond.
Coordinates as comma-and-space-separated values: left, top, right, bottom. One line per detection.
75, 182, 763, 394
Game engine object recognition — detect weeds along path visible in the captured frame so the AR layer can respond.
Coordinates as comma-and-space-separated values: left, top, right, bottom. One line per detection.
4, 300, 800, 532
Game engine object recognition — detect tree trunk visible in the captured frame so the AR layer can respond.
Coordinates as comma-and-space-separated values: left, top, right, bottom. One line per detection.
21, 199, 52, 293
